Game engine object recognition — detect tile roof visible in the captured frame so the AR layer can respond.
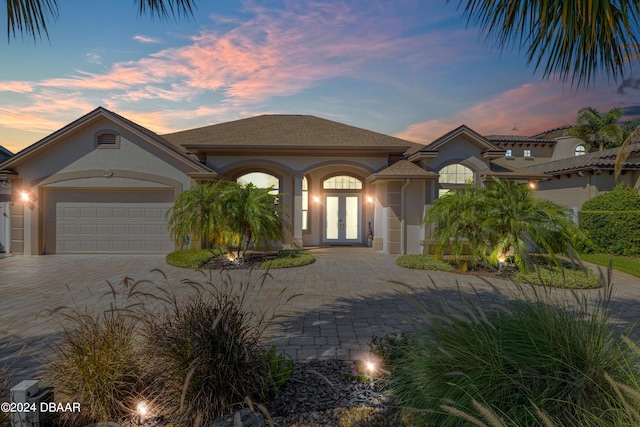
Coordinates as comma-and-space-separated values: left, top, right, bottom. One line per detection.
524, 144, 640, 175
486, 135, 555, 144
163, 115, 417, 152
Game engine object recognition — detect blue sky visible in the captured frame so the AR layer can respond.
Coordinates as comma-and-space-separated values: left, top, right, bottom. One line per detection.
1, 0, 639, 154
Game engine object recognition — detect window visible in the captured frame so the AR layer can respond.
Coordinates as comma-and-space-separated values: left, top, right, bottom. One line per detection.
439, 164, 474, 184
505, 149, 513, 157
302, 176, 309, 231
323, 175, 362, 189
95, 132, 120, 148
237, 172, 279, 194
524, 149, 532, 158
574, 145, 586, 156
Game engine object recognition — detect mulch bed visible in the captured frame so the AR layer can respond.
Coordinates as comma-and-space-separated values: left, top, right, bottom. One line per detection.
202, 252, 279, 270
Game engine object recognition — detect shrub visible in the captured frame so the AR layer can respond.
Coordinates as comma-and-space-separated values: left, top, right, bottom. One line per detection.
514, 264, 602, 289
580, 183, 640, 256
385, 282, 640, 426
142, 274, 290, 425
165, 248, 218, 269
395, 254, 454, 272
260, 250, 315, 269
47, 309, 145, 426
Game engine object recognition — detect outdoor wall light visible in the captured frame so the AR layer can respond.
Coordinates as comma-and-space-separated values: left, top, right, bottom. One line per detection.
528, 181, 537, 190
20, 191, 30, 203
313, 196, 320, 203
366, 195, 374, 204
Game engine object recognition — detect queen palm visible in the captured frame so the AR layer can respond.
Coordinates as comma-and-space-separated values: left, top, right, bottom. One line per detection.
5, 0, 197, 41
568, 106, 624, 151
456, 1, 640, 86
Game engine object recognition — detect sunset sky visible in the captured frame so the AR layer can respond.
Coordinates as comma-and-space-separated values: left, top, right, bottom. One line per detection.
1, 0, 640, 154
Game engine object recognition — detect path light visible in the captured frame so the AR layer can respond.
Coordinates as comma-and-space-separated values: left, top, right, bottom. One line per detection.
136, 401, 148, 425
498, 255, 506, 271
366, 361, 375, 385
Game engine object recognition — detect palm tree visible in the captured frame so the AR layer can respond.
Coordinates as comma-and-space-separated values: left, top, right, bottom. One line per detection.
6, 0, 198, 41
423, 178, 582, 272
219, 183, 286, 258
456, 1, 640, 86
480, 178, 581, 272
568, 106, 624, 151
423, 185, 488, 270
166, 181, 227, 249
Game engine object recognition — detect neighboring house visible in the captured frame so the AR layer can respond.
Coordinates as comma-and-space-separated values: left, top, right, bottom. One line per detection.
0, 106, 637, 256
0, 144, 13, 253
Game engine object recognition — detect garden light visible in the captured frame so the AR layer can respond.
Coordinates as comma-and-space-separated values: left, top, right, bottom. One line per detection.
136, 401, 148, 425
366, 361, 375, 384
498, 255, 506, 271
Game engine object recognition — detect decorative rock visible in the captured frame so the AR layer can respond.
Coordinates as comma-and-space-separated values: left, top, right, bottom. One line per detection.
212, 408, 264, 427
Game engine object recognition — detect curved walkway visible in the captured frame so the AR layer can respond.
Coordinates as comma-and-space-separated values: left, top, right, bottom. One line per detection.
1, 248, 639, 382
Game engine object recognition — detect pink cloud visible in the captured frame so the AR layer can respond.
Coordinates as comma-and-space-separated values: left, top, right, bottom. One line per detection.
0, 81, 33, 93
396, 80, 624, 143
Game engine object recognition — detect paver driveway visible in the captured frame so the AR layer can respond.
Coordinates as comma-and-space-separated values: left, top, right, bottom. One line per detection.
1, 248, 640, 383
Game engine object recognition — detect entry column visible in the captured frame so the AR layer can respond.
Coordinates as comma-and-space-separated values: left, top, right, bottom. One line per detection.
292, 174, 304, 249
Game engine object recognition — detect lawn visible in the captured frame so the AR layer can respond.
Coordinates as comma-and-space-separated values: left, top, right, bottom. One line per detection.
580, 253, 640, 279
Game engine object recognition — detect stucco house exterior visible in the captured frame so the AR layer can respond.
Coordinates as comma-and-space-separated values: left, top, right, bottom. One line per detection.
1, 106, 638, 256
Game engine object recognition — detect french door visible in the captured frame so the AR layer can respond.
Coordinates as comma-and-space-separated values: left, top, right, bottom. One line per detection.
324, 194, 361, 243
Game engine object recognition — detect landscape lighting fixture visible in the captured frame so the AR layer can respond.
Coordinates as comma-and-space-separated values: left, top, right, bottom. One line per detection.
137, 401, 148, 425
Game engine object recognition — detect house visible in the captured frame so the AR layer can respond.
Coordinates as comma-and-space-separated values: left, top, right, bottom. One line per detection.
0, 106, 637, 256
0, 144, 13, 253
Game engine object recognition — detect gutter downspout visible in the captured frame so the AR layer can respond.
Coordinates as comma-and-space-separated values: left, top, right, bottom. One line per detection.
401, 178, 411, 255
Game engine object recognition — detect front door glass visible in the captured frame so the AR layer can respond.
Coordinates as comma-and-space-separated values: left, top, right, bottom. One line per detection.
325, 194, 360, 243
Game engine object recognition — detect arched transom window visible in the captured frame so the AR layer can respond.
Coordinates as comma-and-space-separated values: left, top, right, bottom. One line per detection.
323, 175, 362, 190
237, 172, 279, 193
574, 144, 586, 156
439, 164, 474, 184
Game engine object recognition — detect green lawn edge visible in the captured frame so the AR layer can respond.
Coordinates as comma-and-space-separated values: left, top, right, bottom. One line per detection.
166, 249, 218, 269
579, 253, 640, 279
260, 250, 315, 269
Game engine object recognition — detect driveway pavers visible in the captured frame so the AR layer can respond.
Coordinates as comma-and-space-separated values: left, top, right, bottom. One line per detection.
1, 248, 640, 384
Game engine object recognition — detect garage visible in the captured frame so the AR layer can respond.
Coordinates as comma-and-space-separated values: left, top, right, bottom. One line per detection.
44, 189, 175, 254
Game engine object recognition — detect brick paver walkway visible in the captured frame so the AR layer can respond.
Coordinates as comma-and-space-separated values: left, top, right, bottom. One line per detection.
1, 248, 639, 383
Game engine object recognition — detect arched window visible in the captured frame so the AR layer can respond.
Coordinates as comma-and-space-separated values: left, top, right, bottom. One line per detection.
438, 164, 474, 198
439, 164, 474, 184
323, 175, 362, 190
574, 144, 586, 156
237, 172, 279, 193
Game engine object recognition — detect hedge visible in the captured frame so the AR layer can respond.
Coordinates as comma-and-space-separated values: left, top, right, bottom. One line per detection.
579, 211, 640, 256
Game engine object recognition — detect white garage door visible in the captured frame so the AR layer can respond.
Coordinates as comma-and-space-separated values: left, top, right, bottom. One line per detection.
44, 190, 175, 254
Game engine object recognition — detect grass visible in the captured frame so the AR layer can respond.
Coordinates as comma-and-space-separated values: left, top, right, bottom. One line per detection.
260, 249, 315, 269
580, 253, 640, 279
395, 254, 454, 272
0, 365, 10, 427
165, 248, 219, 269
514, 264, 602, 289
379, 281, 640, 426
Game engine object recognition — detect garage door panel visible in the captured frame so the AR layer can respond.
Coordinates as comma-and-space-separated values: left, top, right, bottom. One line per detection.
46, 192, 174, 253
